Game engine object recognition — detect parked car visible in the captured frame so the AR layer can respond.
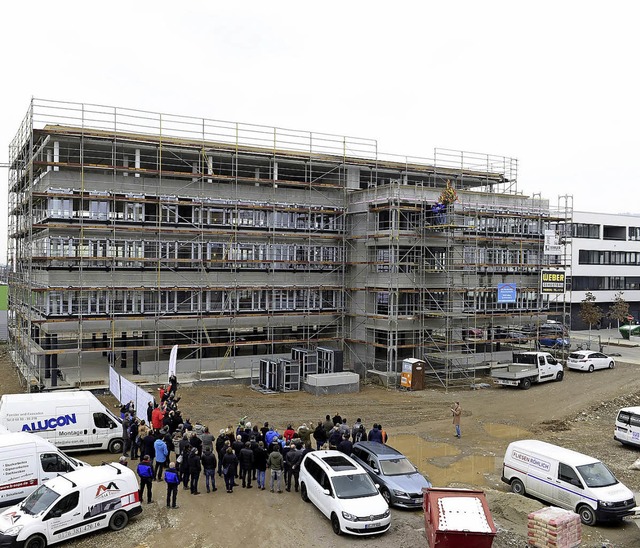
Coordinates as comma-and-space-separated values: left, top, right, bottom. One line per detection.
567, 350, 615, 372
538, 336, 570, 349
351, 441, 431, 508
299, 450, 390, 536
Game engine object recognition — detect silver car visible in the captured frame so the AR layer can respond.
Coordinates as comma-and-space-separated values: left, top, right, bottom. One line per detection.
351, 441, 431, 508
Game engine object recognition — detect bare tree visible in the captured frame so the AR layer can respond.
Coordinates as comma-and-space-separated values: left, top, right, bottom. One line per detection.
609, 291, 630, 329
579, 292, 602, 343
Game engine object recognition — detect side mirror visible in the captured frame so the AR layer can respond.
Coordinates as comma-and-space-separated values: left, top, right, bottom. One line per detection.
323, 489, 331, 496
375, 483, 380, 490
373, 468, 379, 474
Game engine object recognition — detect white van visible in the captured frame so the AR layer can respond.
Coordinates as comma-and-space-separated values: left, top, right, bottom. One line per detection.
614, 406, 640, 448
0, 462, 141, 548
502, 440, 636, 525
0, 433, 88, 509
0, 391, 123, 454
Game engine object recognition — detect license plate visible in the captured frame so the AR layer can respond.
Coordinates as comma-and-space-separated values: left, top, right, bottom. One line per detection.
365, 522, 381, 529
495, 379, 519, 386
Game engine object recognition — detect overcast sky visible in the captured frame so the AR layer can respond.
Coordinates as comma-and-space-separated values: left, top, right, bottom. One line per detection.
1, 0, 639, 260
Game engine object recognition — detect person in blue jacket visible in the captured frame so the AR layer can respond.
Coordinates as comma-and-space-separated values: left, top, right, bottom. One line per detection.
164, 461, 180, 508
137, 455, 154, 503
154, 436, 169, 480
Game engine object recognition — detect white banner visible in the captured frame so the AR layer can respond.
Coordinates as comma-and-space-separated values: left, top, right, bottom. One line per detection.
121, 376, 154, 414
109, 366, 121, 401
110, 367, 154, 415
168, 345, 178, 383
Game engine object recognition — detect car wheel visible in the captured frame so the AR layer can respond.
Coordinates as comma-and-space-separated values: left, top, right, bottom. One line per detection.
109, 510, 129, 531
380, 486, 392, 506
609, 361, 615, 369
300, 483, 310, 503
556, 370, 564, 382
520, 378, 532, 390
331, 512, 342, 535
577, 504, 596, 526
108, 438, 124, 454
588, 364, 594, 373
24, 535, 47, 548
511, 478, 525, 495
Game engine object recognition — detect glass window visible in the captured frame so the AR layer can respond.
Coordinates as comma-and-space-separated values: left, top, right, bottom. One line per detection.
331, 473, 378, 499
22, 485, 60, 515
576, 462, 617, 488
93, 412, 115, 429
379, 458, 418, 476
40, 453, 73, 473
48, 491, 79, 517
558, 463, 582, 487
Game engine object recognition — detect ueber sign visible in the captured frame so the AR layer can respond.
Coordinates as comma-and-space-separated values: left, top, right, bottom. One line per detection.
541, 270, 566, 293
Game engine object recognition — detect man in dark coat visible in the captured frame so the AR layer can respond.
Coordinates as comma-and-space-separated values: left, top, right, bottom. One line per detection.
239, 442, 255, 489
367, 423, 383, 443
337, 433, 353, 456
285, 443, 303, 492
201, 447, 217, 493
313, 421, 328, 450
187, 447, 201, 495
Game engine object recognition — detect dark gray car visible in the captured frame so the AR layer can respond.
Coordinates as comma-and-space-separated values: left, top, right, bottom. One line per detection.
351, 441, 431, 508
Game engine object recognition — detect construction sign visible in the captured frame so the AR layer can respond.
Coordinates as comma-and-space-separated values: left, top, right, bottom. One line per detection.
540, 270, 566, 294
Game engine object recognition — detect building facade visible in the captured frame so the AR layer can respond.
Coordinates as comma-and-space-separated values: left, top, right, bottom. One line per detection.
8, 99, 570, 389
570, 211, 640, 329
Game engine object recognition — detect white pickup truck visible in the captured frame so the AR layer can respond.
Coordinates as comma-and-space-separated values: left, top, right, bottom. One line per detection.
491, 351, 564, 389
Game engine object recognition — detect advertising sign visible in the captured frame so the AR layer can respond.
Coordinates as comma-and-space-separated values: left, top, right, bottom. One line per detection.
541, 270, 566, 293
497, 283, 517, 303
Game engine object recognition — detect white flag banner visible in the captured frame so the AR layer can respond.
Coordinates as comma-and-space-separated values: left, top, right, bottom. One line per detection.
168, 344, 178, 383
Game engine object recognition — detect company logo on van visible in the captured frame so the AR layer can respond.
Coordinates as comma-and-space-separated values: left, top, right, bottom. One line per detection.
95, 481, 120, 499
512, 450, 551, 472
21, 413, 77, 432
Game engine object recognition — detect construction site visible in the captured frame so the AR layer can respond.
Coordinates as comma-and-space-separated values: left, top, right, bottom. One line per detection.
7, 98, 572, 391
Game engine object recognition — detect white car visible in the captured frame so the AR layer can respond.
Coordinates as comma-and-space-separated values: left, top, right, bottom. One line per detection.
299, 449, 391, 536
567, 350, 615, 372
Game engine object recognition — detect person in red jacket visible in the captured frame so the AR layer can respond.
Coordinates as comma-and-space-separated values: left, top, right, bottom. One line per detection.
283, 424, 296, 443
151, 405, 165, 431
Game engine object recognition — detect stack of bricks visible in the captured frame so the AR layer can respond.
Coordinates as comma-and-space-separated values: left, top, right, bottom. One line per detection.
527, 507, 582, 547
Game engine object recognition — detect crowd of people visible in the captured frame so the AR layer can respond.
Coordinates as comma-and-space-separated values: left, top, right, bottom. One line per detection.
117, 378, 391, 510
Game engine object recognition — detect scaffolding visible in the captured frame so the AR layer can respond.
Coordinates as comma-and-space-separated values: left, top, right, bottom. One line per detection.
7, 99, 571, 391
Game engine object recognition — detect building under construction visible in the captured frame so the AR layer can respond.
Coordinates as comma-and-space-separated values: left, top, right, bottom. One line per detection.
7, 99, 571, 390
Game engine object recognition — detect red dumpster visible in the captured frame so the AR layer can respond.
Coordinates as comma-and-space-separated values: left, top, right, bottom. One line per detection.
423, 487, 497, 548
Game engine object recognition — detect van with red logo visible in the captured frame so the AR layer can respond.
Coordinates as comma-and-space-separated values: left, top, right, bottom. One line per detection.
0, 462, 141, 547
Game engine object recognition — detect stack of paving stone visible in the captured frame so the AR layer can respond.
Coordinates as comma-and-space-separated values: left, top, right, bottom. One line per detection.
527, 507, 581, 547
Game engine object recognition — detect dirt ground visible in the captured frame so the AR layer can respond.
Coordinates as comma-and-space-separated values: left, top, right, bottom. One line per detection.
2, 343, 640, 547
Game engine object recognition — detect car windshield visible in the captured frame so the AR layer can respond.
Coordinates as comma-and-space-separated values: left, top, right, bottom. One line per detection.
21, 485, 59, 515
332, 473, 379, 499
379, 458, 417, 476
576, 462, 618, 488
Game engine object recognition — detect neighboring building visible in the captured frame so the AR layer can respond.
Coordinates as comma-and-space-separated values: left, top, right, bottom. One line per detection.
570, 211, 640, 329
8, 99, 570, 390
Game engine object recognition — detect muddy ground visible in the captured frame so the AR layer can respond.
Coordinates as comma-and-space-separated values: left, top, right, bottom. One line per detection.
2, 344, 640, 547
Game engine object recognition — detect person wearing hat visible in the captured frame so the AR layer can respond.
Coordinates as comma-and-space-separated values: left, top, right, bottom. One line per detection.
118, 455, 129, 467
137, 455, 154, 504
154, 434, 169, 481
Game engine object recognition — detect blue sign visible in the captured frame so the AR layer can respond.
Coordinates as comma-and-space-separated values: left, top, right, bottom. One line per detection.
497, 283, 517, 303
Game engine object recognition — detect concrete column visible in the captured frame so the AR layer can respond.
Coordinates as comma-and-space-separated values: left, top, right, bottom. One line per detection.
102, 332, 108, 357
192, 162, 198, 183
134, 149, 141, 177
53, 141, 59, 171
207, 155, 213, 183
50, 334, 58, 387
46, 150, 52, 172
123, 154, 129, 176
120, 331, 127, 368
44, 334, 51, 379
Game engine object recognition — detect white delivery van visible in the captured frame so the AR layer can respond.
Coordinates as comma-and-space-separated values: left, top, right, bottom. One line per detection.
614, 406, 640, 448
0, 433, 88, 509
0, 391, 123, 454
0, 462, 141, 548
502, 439, 636, 525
